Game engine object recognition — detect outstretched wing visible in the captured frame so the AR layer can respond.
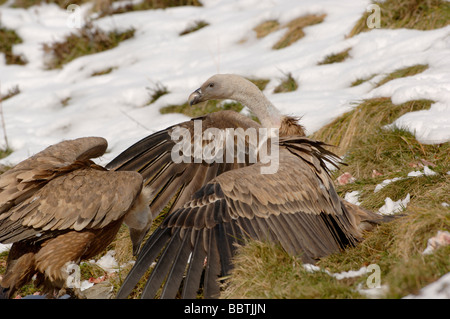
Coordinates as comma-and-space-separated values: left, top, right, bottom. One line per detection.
117, 138, 363, 299
0, 169, 143, 244
0, 137, 108, 217
106, 111, 262, 219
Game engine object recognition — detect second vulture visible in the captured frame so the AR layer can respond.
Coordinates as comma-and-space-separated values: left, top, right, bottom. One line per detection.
110, 74, 386, 299
0, 137, 151, 298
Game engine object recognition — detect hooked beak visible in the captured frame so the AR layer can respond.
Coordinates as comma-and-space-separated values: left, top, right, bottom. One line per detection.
129, 228, 147, 256
188, 88, 202, 106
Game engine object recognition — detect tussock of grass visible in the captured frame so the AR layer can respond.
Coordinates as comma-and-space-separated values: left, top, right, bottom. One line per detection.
0, 27, 27, 65
12, 0, 88, 9
272, 14, 326, 50
253, 20, 280, 38
146, 82, 170, 104
273, 72, 298, 93
351, 74, 377, 87
0, 85, 20, 101
110, 0, 202, 15
221, 240, 363, 299
91, 67, 115, 77
43, 24, 135, 69
311, 97, 433, 158
376, 64, 429, 87
246, 78, 270, 91
179, 20, 209, 36
348, 0, 450, 37
318, 48, 351, 65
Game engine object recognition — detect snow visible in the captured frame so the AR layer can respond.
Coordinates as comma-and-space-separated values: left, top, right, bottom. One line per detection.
374, 177, 402, 193
404, 272, 450, 299
422, 230, 450, 255
91, 250, 119, 273
0, 0, 449, 298
0, 243, 11, 254
0, 0, 449, 167
378, 193, 410, 215
344, 190, 361, 206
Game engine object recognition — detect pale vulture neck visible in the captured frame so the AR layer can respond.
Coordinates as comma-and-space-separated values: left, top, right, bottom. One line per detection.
229, 77, 282, 129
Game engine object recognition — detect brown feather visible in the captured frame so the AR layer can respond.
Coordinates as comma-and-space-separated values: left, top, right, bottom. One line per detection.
0, 137, 148, 298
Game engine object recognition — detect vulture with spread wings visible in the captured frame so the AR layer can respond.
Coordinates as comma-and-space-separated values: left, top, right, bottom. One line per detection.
0, 137, 151, 298
110, 74, 386, 299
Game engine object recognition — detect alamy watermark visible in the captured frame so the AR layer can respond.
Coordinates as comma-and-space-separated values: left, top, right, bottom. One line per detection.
366, 263, 381, 288
169, 120, 280, 174
65, 262, 81, 289
367, 4, 381, 29
66, 4, 82, 29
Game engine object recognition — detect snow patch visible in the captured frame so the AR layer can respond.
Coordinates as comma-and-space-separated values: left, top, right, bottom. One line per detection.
378, 193, 410, 215
344, 191, 361, 206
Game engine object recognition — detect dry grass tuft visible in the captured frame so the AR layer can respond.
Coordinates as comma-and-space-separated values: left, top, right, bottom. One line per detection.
273, 72, 298, 93
253, 20, 280, 38
146, 82, 170, 105
0, 26, 27, 65
272, 13, 326, 50
318, 48, 351, 65
376, 64, 429, 87
109, 0, 202, 16
350, 74, 377, 87
347, 0, 450, 37
43, 24, 135, 69
311, 98, 433, 158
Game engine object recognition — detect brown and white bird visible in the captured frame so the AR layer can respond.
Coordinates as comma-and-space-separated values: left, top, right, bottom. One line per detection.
0, 137, 151, 298
110, 74, 387, 299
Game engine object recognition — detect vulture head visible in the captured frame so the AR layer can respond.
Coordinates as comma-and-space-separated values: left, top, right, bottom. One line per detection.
188, 74, 283, 129
189, 74, 240, 105
123, 187, 152, 256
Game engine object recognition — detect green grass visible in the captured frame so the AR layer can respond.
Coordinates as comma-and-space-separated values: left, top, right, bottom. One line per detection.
311, 97, 433, 158
348, 0, 450, 37
221, 240, 363, 299
0, 27, 27, 65
43, 24, 135, 69
0, 148, 13, 163
351, 74, 377, 87
273, 72, 298, 93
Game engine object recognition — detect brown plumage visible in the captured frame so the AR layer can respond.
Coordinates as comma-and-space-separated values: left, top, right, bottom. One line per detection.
0, 137, 151, 298
111, 74, 387, 299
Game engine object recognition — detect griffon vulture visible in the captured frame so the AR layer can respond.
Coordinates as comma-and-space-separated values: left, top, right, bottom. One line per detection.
109, 74, 386, 299
0, 137, 151, 298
